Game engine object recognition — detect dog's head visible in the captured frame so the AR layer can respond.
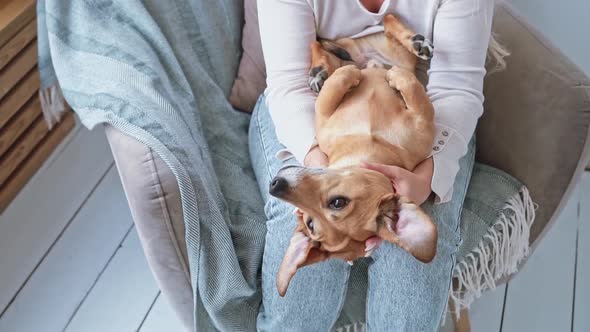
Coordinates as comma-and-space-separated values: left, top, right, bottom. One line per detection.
269, 165, 437, 296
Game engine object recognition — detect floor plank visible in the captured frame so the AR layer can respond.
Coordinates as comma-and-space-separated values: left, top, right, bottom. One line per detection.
574, 173, 590, 332
470, 284, 506, 332
501, 186, 579, 332
0, 168, 134, 332
64, 230, 160, 332
439, 313, 454, 332
439, 284, 506, 332
139, 293, 186, 332
0, 127, 113, 313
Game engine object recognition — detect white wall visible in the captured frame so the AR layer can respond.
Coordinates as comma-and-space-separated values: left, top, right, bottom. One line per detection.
508, 0, 590, 75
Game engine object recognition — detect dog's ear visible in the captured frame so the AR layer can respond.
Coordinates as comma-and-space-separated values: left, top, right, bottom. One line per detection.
376, 194, 437, 263
276, 227, 330, 297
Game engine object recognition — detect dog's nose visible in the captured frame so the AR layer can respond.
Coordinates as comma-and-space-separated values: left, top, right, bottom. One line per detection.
269, 177, 289, 197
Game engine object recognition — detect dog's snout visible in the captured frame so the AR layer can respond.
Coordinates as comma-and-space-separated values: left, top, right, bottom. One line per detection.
269, 177, 289, 197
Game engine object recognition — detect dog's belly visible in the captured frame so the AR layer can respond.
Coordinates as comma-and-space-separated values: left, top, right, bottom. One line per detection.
329, 69, 407, 135
319, 69, 431, 169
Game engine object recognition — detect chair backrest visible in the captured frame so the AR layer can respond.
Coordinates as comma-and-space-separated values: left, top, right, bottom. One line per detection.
479, 4, 590, 246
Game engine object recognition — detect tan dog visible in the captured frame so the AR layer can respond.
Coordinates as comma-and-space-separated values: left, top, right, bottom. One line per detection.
269, 14, 437, 297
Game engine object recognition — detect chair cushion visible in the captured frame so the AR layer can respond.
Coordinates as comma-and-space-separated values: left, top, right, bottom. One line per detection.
229, 0, 266, 113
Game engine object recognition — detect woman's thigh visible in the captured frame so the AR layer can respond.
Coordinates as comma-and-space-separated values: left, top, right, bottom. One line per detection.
366, 139, 476, 332
249, 96, 351, 331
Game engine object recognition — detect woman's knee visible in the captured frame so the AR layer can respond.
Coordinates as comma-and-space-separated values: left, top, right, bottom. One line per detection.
258, 253, 352, 331
259, 198, 352, 331
366, 244, 452, 331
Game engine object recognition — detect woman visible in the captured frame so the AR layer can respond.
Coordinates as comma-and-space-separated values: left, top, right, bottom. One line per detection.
249, 0, 498, 330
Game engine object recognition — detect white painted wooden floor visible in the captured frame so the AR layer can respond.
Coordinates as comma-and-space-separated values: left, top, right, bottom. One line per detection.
0, 126, 588, 332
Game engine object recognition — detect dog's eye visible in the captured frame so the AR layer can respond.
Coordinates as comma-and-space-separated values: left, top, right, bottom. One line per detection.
306, 217, 315, 233
328, 196, 349, 210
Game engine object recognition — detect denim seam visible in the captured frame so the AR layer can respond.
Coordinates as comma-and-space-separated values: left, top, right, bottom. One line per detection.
437, 139, 476, 327
365, 268, 371, 332
454, 139, 476, 242
255, 99, 277, 184
254, 98, 277, 218
329, 266, 353, 331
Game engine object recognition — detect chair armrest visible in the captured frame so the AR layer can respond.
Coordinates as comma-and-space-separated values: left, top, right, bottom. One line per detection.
104, 125, 193, 330
478, 4, 590, 246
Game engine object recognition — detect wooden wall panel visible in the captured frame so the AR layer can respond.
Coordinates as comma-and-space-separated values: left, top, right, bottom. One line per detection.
0, 68, 39, 129
0, 113, 75, 212
0, 0, 74, 212
0, 39, 37, 100
0, 0, 35, 47
0, 18, 37, 70
0, 96, 42, 156
0, 115, 50, 187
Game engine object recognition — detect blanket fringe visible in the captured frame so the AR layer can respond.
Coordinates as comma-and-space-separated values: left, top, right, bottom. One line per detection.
333, 321, 366, 332
449, 186, 536, 316
39, 84, 68, 130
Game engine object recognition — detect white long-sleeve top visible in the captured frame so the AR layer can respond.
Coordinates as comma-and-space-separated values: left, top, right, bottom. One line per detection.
258, 0, 494, 203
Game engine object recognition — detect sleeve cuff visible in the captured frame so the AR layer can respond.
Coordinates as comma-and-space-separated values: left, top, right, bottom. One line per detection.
429, 124, 466, 204
275, 137, 318, 165
431, 152, 459, 204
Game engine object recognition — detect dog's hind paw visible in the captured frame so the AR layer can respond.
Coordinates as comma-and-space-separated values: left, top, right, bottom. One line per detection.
410, 34, 434, 60
308, 66, 329, 94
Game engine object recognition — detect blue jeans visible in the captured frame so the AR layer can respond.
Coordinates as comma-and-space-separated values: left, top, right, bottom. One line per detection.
248, 96, 474, 332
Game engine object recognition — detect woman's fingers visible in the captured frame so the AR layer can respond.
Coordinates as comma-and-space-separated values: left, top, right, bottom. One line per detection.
361, 161, 433, 205
362, 162, 416, 197
364, 236, 383, 256
360, 162, 402, 179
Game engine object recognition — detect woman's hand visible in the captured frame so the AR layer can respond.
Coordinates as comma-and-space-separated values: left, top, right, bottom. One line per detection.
304, 146, 329, 168
361, 157, 434, 205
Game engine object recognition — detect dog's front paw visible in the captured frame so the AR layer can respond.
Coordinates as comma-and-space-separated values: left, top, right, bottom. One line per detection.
386, 65, 416, 91
308, 66, 329, 94
410, 34, 434, 60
